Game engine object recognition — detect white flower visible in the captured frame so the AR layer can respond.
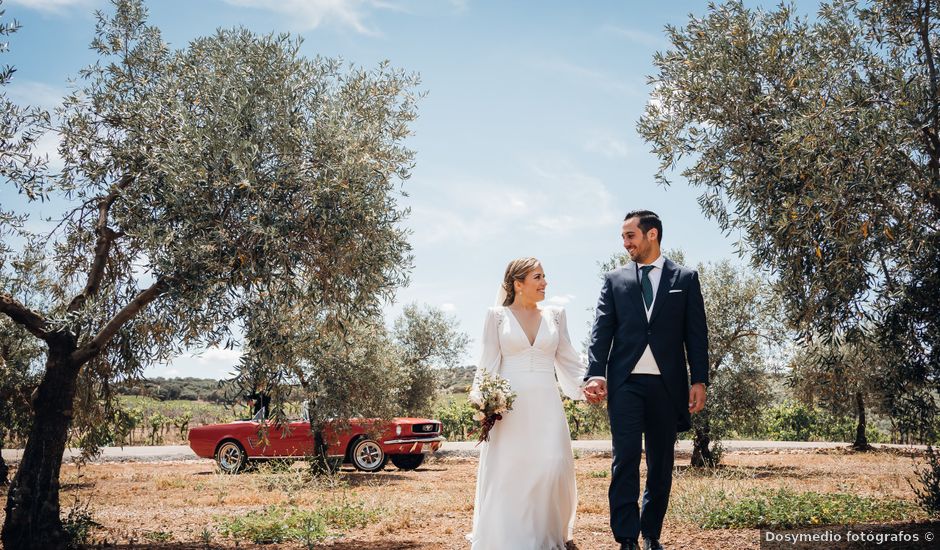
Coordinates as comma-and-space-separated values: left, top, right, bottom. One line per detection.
473, 411, 485, 422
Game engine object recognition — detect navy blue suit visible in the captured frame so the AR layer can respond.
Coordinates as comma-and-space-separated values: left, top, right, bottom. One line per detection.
587, 258, 709, 543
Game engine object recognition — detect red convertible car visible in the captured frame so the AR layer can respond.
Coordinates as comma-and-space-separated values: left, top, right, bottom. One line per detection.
188, 408, 444, 474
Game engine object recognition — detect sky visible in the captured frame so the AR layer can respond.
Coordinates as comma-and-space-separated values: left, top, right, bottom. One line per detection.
1, 0, 808, 380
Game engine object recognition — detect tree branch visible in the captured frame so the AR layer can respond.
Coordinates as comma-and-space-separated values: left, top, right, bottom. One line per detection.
66, 173, 134, 313
70, 276, 169, 365
0, 293, 50, 341
920, 0, 940, 194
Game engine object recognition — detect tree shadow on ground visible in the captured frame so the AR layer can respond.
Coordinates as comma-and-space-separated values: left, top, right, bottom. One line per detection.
341, 471, 410, 487
80, 541, 429, 549
61, 481, 96, 490
675, 463, 806, 480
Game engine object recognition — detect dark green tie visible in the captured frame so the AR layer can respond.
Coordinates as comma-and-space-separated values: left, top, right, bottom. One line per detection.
640, 265, 654, 309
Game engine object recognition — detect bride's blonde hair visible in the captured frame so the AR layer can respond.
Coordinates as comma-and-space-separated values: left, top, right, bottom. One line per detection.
501, 257, 541, 306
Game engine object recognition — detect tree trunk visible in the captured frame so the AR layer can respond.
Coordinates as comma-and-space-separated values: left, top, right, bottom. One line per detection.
0, 433, 8, 486
690, 416, 717, 468
2, 344, 81, 550
852, 391, 872, 451
308, 425, 339, 475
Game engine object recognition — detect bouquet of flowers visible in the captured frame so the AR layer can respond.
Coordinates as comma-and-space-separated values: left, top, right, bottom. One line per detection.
468, 371, 516, 444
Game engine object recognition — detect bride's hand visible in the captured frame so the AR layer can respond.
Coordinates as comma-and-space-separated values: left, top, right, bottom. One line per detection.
583, 379, 607, 404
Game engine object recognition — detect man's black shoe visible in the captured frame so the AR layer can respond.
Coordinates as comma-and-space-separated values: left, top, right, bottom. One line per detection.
619, 541, 639, 550
643, 538, 665, 550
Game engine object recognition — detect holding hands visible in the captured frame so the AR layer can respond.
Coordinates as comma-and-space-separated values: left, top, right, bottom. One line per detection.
582, 378, 607, 404
583, 378, 707, 414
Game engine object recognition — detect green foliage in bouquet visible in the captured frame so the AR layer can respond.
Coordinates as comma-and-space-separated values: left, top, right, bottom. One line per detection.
469, 371, 516, 442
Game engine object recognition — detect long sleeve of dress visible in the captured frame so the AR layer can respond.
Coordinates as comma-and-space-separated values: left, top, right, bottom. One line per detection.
554, 307, 587, 400
469, 307, 502, 405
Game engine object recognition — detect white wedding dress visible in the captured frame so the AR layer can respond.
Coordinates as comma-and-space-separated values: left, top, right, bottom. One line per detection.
467, 305, 586, 550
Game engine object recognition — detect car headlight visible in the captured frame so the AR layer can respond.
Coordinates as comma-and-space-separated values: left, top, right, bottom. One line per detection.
395, 425, 402, 435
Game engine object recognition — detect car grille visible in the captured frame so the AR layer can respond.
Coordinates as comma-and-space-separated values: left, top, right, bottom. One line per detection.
412, 423, 439, 434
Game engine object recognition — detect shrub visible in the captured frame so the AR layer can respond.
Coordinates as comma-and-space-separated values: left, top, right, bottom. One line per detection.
217, 506, 326, 544
695, 488, 918, 529
564, 399, 609, 439
911, 445, 940, 518
435, 399, 476, 441
216, 501, 379, 544
757, 401, 888, 443
62, 501, 102, 549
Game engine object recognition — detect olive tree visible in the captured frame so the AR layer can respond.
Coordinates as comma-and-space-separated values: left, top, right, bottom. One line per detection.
788, 330, 895, 449
598, 251, 784, 466
230, 299, 468, 463
0, 0, 49, 488
637, 0, 940, 434
693, 259, 785, 466
0, 0, 420, 547
393, 303, 470, 416
229, 285, 410, 471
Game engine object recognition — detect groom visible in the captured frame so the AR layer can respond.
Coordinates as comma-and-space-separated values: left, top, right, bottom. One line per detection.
583, 210, 709, 550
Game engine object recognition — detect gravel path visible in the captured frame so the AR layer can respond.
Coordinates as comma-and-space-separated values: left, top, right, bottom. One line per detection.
1, 439, 927, 464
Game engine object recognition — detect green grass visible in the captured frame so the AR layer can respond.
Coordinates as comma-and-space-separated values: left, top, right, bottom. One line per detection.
215, 501, 380, 544
689, 488, 921, 529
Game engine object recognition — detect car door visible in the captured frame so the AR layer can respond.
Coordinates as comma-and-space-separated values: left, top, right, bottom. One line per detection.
263, 420, 315, 457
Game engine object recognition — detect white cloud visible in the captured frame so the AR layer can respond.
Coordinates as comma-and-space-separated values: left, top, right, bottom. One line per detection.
530, 57, 643, 97
601, 24, 667, 49
448, 0, 469, 11
525, 157, 619, 233
7, 0, 94, 14
584, 135, 630, 158
223, 0, 394, 34
408, 157, 618, 246
5, 80, 64, 110
440, 302, 456, 312
190, 346, 243, 366
33, 129, 62, 171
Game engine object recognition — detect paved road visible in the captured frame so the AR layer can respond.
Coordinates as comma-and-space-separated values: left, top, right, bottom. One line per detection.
1, 440, 927, 464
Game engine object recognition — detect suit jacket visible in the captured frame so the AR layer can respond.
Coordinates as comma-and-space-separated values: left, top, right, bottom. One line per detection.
586, 258, 709, 432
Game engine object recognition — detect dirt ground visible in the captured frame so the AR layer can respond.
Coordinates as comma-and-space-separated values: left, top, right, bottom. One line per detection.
0, 448, 936, 549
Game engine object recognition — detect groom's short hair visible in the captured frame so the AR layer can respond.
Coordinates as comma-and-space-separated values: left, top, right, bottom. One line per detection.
624, 210, 662, 244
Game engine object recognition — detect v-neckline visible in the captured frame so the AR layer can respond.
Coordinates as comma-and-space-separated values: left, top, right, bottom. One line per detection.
505, 306, 544, 347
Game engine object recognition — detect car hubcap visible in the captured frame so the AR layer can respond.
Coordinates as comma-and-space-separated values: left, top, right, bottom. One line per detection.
219, 444, 241, 470
356, 441, 383, 469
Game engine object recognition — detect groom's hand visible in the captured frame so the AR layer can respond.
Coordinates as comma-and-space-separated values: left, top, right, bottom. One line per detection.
689, 383, 707, 414
583, 379, 607, 404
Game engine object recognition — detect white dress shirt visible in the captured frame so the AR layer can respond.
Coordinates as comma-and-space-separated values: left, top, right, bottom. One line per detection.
631, 255, 664, 375
587, 255, 664, 383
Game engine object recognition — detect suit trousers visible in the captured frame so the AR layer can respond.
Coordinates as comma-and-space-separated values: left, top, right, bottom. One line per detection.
607, 374, 678, 543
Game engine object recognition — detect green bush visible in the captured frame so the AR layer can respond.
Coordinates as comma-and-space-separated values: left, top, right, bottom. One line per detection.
698, 489, 918, 529
218, 506, 324, 544
216, 501, 376, 545
435, 398, 476, 441
911, 445, 940, 518
62, 501, 101, 549
755, 402, 888, 443
564, 399, 609, 440
434, 393, 611, 442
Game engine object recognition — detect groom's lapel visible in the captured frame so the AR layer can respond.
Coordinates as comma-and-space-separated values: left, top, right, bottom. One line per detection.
623, 262, 647, 321
649, 258, 680, 326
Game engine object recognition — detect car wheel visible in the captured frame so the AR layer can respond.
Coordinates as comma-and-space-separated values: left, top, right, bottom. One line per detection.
350, 438, 386, 472
390, 454, 425, 471
216, 440, 247, 474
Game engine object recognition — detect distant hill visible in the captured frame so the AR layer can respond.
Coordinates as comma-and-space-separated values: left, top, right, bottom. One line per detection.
118, 368, 476, 404
437, 366, 474, 394
115, 377, 233, 403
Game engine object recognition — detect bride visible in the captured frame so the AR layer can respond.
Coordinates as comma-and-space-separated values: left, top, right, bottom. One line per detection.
467, 257, 587, 550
